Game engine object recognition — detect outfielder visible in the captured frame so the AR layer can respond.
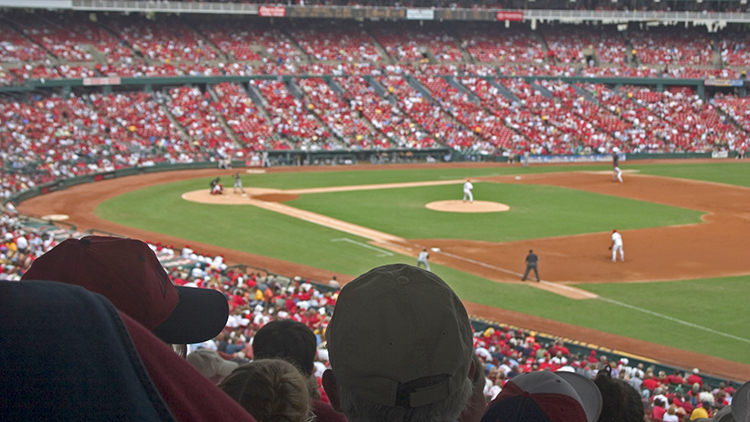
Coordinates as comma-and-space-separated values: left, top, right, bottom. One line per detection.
417, 248, 430, 271
462, 179, 474, 203
612, 150, 623, 183
609, 229, 624, 262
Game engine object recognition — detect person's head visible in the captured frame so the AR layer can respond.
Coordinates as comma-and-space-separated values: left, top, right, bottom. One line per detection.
187, 348, 238, 384
529, 249, 533, 253
20, 236, 228, 345
219, 359, 310, 422
593, 369, 644, 422
482, 371, 602, 422
252, 319, 317, 377
323, 264, 474, 422
612, 229, 617, 233
459, 354, 488, 422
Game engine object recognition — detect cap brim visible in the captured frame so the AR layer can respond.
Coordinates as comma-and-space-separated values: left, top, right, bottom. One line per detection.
555, 371, 603, 422
153, 286, 228, 344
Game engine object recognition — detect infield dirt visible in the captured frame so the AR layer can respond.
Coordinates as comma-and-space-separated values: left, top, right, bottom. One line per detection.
17, 161, 750, 380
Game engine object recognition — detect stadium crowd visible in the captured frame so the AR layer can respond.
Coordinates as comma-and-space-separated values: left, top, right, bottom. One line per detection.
2, 14, 750, 85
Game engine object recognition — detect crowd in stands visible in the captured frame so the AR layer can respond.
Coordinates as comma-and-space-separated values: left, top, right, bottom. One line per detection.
2, 13, 750, 85
1, 75, 747, 197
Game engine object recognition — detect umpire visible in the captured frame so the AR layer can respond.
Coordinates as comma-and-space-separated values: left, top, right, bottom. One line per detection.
521, 249, 540, 282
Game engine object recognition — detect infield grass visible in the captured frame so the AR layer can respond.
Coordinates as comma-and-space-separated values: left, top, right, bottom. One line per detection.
287, 183, 702, 241
96, 161, 750, 366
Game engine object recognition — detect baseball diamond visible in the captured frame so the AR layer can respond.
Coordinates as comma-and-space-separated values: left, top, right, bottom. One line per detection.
17, 160, 750, 381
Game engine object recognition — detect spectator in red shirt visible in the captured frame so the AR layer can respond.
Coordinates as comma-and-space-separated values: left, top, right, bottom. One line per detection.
687, 368, 703, 387
643, 372, 660, 392
652, 398, 667, 421
665, 369, 685, 386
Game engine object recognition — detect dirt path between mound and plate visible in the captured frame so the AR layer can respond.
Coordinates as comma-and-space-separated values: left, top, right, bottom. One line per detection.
16, 161, 750, 380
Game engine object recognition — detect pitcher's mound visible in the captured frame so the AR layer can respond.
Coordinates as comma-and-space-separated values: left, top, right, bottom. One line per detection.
426, 200, 510, 213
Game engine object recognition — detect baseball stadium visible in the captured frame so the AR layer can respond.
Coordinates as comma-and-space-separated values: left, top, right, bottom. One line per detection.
2, 1, 750, 420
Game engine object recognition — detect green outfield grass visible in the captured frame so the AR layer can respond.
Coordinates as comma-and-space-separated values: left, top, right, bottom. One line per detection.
96, 161, 750, 365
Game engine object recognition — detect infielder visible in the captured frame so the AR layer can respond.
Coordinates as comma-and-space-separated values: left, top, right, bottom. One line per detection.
612, 150, 623, 183
462, 179, 474, 203
232, 172, 245, 194
417, 248, 430, 271
609, 229, 624, 262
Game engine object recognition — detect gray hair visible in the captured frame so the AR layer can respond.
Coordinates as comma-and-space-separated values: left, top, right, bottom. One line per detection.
336, 375, 473, 422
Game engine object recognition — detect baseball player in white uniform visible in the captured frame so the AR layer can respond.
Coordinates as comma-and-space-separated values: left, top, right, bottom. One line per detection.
609, 229, 624, 262
417, 248, 430, 271
462, 179, 474, 203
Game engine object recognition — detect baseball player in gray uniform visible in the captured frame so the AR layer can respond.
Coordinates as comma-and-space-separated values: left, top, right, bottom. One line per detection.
232, 172, 245, 195
417, 248, 430, 271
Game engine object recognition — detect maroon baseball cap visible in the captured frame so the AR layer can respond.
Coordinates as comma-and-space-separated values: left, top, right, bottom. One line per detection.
21, 236, 228, 344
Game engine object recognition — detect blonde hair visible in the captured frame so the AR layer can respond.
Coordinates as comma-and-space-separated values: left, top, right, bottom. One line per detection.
219, 359, 310, 422
667, 405, 677, 415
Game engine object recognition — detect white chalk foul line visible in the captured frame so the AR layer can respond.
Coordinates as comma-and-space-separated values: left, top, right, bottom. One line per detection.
436, 250, 599, 299
597, 297, 750, 344
331, 238, 394, 257
437, 250, 523, 277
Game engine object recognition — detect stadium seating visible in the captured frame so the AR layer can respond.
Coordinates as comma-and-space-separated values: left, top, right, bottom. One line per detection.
297, 77, 390, 148
104, 15, 218, 63
719, 31, 750, 67
542, 26, 625, 65
629, 27, 714, 66
378, 75, 475, 148
0, 22, 48, 64
417, 75, 520, 152
372, 25, 463, 62
334, 75, 435, 148
251, 79, 334, 150
460, 26, 544, 64
212, 82, 287, 150
289, 23, 382, 63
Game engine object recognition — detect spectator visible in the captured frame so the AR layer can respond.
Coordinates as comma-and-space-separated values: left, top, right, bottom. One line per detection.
593, 369, 644, 422
252, 319, 346, 422
187, 348, 238, 384
219, 359, 310, 422
688, 368, 704, 387
699, 385, 716, 406
459, 354, 488, 422
322, 264, 475, 422
653, 398, 667, 421
481, 370, 603, 422
21, 236, 229, 345
690, 401, 711, 420
663, 405, 680, 422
